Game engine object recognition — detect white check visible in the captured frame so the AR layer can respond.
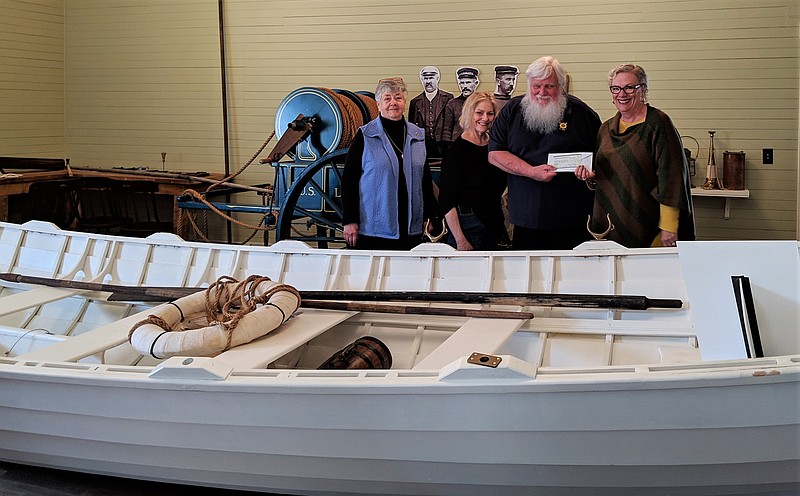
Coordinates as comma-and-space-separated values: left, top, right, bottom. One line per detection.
547, 152, 593, 172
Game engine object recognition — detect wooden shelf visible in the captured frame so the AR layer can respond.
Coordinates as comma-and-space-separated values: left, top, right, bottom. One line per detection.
690, 187, 749, 219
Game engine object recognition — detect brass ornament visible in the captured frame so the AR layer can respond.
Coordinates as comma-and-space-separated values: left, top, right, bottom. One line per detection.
586, 214, 615, 240
701, 130, 722, 190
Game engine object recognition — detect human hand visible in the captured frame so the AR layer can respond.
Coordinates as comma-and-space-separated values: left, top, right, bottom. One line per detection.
456, 238, 473, 251
575, 165, 596, 181
532, 164, 557, 182
344, 223, 358, 247
661, 230, 678, 247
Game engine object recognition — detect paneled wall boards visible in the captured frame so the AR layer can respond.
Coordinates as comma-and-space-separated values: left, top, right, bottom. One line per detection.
1, 0, 798, 241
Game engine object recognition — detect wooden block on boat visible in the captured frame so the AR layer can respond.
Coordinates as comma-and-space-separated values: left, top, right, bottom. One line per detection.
0, 287, 83, 317
412, 318, 525, 370
214, 308, 357, 369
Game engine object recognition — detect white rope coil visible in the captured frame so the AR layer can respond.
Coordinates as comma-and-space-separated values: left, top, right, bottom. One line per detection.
128, 276, 300, 359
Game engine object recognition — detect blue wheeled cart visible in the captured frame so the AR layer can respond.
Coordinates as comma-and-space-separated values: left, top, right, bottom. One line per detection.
178, 87, 378, 247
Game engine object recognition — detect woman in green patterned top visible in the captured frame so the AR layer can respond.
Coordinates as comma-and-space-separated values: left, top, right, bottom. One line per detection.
576, 64, 695, 248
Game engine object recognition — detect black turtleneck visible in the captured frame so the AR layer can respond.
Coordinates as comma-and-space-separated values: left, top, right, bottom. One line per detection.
342, 117, 408, 229
381, 116, 406, 156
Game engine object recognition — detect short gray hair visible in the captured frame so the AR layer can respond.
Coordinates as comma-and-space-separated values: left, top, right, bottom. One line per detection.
375, 77, 407, 101
608, 64, 649, 102
525, 56, 568, 93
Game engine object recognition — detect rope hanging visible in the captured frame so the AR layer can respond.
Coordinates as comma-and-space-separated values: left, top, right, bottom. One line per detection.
181, 130, 277, 242
183, 86, 372, 242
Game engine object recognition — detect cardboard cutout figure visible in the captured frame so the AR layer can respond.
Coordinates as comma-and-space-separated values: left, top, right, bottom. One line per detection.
443, 66, 480, 143
493, 65, 519, 112
408, 66, 454, 159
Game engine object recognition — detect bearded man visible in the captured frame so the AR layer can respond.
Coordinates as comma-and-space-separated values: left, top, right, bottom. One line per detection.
488, 56, 601, 250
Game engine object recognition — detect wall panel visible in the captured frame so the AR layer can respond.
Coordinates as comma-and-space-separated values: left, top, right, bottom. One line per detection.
0, 0, 65, 157
3, 0, 797, 242
64, 0, 223, 170
218, 0, 797, 241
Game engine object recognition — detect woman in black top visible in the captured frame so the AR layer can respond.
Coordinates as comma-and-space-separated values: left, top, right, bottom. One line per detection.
438, 92, 506, 250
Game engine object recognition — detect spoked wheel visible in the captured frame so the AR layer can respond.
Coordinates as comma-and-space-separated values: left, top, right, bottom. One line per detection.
276, 149, 348, 248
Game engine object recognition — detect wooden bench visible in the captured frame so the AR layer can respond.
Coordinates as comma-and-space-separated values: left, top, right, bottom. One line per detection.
0, 287, 83, 317
16, 308, 155, 362
214, 308, 356, 369
413, 317, 526, 369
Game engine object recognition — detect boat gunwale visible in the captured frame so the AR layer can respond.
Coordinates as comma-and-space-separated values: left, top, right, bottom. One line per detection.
1, 353, 797, 391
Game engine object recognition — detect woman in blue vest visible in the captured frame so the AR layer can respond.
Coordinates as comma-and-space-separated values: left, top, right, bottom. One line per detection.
342, 77, 437, 249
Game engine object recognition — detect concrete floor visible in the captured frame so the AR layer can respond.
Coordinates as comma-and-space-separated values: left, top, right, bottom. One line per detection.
0, 462, 284, 495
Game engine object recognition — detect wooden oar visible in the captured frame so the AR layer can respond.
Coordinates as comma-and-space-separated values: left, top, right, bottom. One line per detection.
0, 273, 683, 310
302, 300, 533, 320
0, 273, 533, 320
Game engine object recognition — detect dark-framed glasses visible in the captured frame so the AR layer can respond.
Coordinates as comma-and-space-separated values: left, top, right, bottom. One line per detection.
609, 84, 644, 95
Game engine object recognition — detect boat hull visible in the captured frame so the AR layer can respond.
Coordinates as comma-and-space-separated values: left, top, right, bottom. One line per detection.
1, 360, 798, 495
0, 221, 798, 495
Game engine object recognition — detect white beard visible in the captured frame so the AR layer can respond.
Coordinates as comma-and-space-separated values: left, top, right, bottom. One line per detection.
520, 92, 568, 134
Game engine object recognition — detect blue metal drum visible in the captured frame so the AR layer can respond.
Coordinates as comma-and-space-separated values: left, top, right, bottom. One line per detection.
275, 87, 344, 162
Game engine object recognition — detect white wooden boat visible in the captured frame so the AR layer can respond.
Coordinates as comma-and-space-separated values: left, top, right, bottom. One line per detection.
0, 220, 797, 496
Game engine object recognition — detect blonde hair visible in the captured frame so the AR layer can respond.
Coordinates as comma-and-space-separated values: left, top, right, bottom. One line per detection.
458, 92, 497, 131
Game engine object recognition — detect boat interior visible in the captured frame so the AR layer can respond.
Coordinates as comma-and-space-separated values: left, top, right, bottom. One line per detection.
1, 221, 792, 379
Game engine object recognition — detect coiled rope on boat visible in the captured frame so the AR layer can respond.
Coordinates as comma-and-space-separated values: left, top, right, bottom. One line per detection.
128, 275, 301, 359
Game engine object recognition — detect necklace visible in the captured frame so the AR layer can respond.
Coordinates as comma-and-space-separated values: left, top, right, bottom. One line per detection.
386, 122, 406, 160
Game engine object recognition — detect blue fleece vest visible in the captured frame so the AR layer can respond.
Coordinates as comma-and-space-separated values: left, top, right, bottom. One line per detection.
358, 118, 426, 238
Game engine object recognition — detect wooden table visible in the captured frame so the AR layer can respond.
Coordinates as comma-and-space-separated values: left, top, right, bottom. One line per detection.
0, 168, 225, 238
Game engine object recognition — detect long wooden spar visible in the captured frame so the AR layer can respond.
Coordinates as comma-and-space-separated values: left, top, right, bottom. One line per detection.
0, 273, 683, 311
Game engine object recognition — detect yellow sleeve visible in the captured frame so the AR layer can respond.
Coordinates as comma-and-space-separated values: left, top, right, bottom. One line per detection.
659, 204, 680, 233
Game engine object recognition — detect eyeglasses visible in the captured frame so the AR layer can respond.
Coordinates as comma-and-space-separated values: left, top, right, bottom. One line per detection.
609, 84, 644, 95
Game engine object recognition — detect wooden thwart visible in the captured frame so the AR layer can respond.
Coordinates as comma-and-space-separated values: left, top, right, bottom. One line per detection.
413, 318, 525, 370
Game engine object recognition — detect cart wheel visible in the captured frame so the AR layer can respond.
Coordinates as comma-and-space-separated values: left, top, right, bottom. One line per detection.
276, 149, 348, 248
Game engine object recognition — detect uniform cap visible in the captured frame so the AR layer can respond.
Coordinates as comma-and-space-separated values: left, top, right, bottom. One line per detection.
456, 67, 479, 79
494, 65, 519, 76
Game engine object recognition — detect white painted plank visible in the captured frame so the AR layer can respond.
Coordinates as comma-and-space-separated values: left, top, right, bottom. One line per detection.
0, 287, 82, 317
16, 308, 156, 362
413, 318, 525, 370
214, 308, 356, 369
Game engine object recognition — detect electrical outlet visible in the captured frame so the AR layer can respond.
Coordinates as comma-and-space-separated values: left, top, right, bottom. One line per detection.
762, 148, 773, 165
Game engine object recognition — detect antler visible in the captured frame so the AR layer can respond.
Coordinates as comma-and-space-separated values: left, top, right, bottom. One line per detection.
586, 214, 615, 240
